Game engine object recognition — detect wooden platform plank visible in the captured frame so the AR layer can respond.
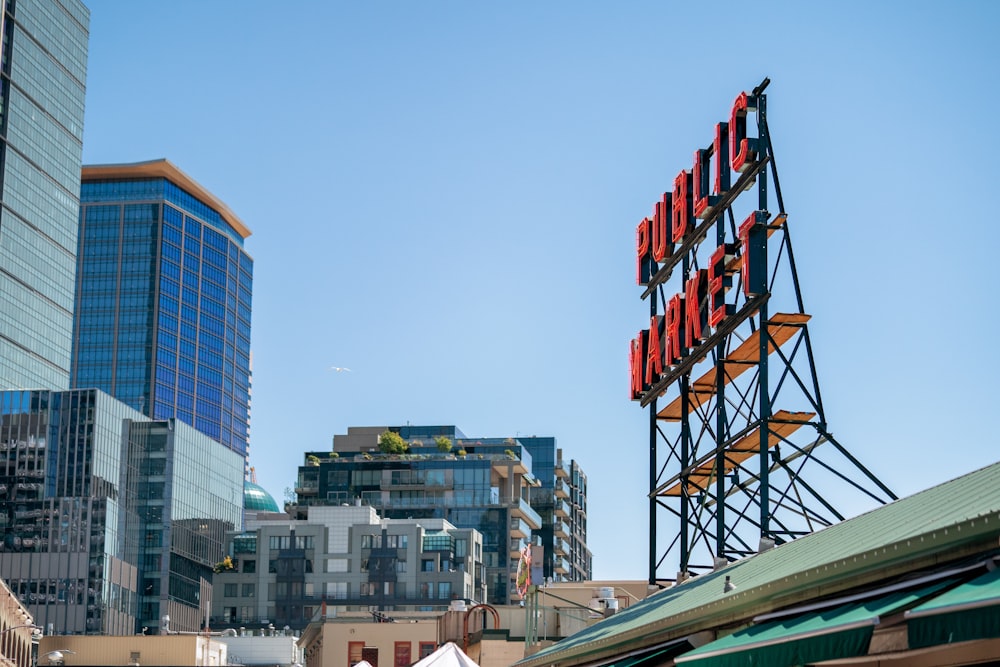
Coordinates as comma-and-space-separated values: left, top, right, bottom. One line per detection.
657, 313, 811, 421
658, 410, 814, 496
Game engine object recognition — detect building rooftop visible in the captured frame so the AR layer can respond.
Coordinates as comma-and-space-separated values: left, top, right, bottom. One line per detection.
81, 158, 250, 239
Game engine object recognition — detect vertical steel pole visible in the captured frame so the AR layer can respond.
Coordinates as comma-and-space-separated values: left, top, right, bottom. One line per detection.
757, 92, 771, 541
714, 122, 730, 561
648, 281, 658, 585
679, 255, 691, 574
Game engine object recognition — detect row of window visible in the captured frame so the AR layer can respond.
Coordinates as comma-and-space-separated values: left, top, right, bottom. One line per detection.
349, 641, 436, 667
360, 534, 409, 549
268, 535, 314, 550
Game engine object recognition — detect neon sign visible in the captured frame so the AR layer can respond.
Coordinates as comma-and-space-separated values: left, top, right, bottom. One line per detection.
629, 91, 769, 401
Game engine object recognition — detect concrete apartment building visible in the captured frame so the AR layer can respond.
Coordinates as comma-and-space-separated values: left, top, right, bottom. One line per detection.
210, 504, 485, 631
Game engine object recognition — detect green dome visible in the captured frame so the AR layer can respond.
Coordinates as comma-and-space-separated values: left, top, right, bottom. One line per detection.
244, 480, 281, 512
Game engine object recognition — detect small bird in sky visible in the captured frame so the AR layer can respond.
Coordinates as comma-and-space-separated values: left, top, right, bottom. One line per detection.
329, 366, 352, 373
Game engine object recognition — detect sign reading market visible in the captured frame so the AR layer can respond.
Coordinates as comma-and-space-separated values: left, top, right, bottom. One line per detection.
630, 90, 770, 403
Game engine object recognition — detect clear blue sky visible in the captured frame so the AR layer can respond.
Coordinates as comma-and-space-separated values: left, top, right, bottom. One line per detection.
81, 1, 1000, 581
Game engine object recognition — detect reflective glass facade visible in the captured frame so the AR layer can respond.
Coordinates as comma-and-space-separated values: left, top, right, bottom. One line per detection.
0, 389, 143, 635
0, 389, 244, 635
74, 164, 253, 455
127, 419, 244, 634
0, 0, 89, 390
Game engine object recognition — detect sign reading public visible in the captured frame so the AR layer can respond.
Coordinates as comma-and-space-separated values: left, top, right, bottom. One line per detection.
630, 91, 768, 402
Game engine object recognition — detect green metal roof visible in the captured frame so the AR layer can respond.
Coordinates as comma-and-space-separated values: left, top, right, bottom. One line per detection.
519, 460, 1000, 667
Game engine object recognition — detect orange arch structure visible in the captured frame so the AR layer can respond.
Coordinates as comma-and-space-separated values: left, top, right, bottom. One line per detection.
463, 604, 500, 651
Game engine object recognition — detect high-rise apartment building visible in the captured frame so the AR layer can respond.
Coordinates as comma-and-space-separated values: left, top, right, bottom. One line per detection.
74, 160, 253, 455
518, 438, 593, 582
0, 0, 89, 391
295, 425, 591, 605
0, 388, 245, 635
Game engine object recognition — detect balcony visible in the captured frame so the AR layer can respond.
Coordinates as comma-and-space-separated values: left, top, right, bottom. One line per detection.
555, 460, 570, 479
509, 498, 542, 530
554, 499, 570, 518
492, 456, 530, 477
510, 517, 530, 539
553, 520, 569, 538
553, 556, 570, 574
295, 480, 318, 496
554, 478, 569, 499
554, 537, 570, 555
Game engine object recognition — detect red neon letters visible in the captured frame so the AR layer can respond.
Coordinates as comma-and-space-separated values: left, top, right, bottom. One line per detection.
630, 90, 764, 400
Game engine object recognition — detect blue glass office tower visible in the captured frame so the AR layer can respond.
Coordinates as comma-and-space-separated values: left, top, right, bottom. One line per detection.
0, 0, 89, 390
74, 160, 253, 455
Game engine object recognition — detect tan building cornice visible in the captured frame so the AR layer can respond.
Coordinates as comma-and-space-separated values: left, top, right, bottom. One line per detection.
82, 158, 251, 240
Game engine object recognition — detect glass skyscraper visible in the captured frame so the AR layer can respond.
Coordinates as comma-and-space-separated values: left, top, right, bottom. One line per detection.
74, 160, 253, 455
0, 388, 244, 635
0, 0, 89, 391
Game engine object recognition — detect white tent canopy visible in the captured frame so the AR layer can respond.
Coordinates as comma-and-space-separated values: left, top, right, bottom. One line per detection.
411, 642, 481, 667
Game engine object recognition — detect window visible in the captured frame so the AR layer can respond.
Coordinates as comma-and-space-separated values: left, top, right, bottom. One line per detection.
438, 582, 451, 599
242, 559, 256, 573
420, 643, 436, 659
242, 583, 255, 598
422, 559, 434, 572
395, 642, 412, 667
223, 583, 237, 597
348, 642, 365, 667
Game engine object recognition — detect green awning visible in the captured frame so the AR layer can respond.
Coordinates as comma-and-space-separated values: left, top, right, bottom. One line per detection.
906, 566, 1000, 649
604, 638, 692, 667
608, 647, 671, 667
674, 581, 953, 667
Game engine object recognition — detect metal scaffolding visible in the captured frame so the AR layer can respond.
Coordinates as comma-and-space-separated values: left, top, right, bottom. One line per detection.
635, 79, 896, 585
